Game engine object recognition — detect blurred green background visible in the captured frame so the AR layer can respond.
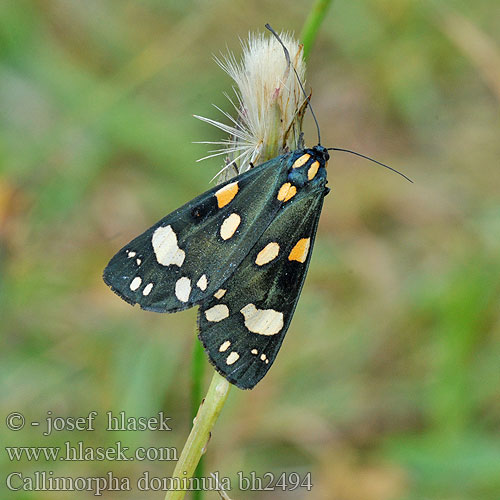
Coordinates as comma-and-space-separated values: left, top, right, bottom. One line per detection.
1, 1, 499, 499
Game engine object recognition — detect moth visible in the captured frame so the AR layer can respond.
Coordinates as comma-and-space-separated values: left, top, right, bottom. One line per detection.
104, 145, 329, 389
103, 26, 410, 390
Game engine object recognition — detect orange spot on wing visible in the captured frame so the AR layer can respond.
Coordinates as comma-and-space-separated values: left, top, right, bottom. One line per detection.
215, 182, 239, 208
292, 154, 311, 169
308, 161, 320, 180
277, 183, 297, 202
288, 238, 311, 263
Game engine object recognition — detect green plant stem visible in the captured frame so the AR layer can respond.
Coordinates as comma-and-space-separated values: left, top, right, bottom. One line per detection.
191, 340, 205, 500
300, 0, 334, 60
164, 371, 231, 500
177, 10, 330, 499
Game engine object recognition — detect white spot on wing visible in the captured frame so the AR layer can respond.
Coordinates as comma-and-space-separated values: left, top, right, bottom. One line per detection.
219, 340, 231, 352
130, 277, 142, 291
127, 250, 136, 258
220, 213, 241, 240
226, 351, 240, 365
255, 242, 280, 266
143, 283, 154, 296
240, 303, 284, 336
251, 349, 258, 355
204, 304, 229, 322
197, 274, 208, 291
214, 289, 226, 299
152, 225, 185, 267
175, 277, 191, 302
136, 258, 141, 265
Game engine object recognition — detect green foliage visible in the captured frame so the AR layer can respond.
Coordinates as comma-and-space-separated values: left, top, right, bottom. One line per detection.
1, 1, 499, 499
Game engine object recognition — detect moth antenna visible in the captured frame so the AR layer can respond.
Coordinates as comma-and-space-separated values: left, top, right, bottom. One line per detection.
265, 24, 411, 184
327, 148, 413, 183
265, 23, 322, 146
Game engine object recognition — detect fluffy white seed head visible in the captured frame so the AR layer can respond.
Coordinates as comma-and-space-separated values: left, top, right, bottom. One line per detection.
195, 30, 307, 182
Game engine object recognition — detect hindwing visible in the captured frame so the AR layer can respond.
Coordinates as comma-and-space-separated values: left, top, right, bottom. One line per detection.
198, 181, 327, 389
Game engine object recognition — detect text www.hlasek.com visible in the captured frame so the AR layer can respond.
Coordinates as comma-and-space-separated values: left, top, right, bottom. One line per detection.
6, 441, 178, 462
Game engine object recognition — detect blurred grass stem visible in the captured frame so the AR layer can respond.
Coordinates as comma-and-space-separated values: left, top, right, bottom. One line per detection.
183, 15, 325, 499
300, 0, 333, 60
164, 372, 231, 500
191, 340, 206, 500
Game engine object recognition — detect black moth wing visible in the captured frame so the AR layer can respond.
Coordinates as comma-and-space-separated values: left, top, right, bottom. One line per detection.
103, 153, 293, 313
198, 178, 328, 389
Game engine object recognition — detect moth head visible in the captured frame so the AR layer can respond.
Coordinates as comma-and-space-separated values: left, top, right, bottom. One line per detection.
312, 145, 330, 164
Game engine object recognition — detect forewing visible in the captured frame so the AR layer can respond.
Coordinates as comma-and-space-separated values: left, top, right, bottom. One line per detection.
198, 185, 327, 389
103, 154, 292, 312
